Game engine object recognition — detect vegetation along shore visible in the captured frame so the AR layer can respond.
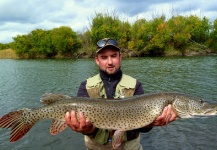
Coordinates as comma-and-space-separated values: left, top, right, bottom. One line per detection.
0, 12, 217, 59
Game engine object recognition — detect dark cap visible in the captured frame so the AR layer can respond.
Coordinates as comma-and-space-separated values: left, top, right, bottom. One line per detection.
96, 38, 120, 53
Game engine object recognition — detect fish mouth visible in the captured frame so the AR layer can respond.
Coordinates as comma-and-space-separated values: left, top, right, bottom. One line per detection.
190, 111, 217, 117
190, 115, 216, 118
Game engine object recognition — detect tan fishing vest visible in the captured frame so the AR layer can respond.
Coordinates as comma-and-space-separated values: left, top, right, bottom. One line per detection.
86, 74, 136, 99
85, 74, 137, 145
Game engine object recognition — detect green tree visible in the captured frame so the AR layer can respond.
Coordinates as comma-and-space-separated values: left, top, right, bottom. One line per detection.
0, 43, 10, 50
118, 21, 131, 49
50, 26, 81, 57
13, 34, 33, 58
77, 30, 95, 57
186, 15, 210, 43
144, 16, 167, 55
208, 19, 217, 51
90, 12, 122, 44
167, 16, 190, 54
12, 26, 81, 58
129, 19, 147, 52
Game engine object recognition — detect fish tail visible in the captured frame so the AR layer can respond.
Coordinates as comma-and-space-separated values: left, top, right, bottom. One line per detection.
0, 109, 36, 142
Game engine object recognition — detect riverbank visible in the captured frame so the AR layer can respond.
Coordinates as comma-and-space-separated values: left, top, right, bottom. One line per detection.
0, 48, 216, 59
0, 49, 17, 59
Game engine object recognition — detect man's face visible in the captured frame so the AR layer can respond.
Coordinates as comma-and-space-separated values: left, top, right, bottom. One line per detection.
95, 48, 122, 75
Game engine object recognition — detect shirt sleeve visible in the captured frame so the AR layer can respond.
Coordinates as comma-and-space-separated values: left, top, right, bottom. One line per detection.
134, 80, 144, 95
77, 80, 89, 97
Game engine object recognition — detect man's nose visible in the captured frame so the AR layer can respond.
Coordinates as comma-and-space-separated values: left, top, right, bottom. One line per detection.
108, 57, 113, 64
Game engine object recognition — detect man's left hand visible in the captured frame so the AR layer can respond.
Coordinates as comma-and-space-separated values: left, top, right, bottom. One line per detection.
152, 104, 177, 126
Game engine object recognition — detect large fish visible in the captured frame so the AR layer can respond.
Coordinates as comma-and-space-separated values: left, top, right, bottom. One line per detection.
0, 92, 217, 149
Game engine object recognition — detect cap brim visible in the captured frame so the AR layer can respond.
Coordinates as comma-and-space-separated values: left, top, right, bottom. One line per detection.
96, 44, 120, 53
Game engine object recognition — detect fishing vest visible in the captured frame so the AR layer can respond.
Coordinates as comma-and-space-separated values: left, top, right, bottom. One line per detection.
85, 74, 137, 145
86, 74, 136, 99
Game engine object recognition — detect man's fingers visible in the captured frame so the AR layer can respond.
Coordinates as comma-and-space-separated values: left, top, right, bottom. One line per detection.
167, 105, 177, 122
65, 112, 71, 124
166, 105, 172, 116
65, 111, 78, 130
79, 112, 87, 128
159, 106, 168, 124
152, 104, 177, 126
86, 119, 92, 126
70, 111, 80, 127
161, 106, 168, 118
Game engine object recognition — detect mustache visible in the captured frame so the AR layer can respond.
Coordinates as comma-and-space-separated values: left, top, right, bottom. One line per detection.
105, 66, 115, 70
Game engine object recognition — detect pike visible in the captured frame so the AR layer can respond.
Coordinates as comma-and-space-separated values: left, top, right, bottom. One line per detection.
0, 92, 217, 149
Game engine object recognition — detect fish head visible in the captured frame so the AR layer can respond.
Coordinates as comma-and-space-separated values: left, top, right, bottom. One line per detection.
173, 96, 217, 118
188, 99, 217, 117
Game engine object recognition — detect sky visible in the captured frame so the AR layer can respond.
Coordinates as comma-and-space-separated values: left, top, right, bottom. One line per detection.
0, 0, 216, 43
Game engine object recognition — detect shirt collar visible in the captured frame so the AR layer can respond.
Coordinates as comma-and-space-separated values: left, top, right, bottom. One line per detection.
99, 68, 122, 81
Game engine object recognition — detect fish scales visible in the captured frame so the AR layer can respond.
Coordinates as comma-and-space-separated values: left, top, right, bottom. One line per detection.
44, 94, 170, 130
0, 92, 217, 143
31, 96, 167, 130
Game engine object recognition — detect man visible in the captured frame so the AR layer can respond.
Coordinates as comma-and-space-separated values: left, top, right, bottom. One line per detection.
65, 38, 177, 149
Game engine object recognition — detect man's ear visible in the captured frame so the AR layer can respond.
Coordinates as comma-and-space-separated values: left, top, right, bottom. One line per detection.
119, 53, 122, 61
95, 56, 99, 65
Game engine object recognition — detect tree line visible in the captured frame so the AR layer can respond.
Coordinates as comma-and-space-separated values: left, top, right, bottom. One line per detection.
0, 12, 217, 58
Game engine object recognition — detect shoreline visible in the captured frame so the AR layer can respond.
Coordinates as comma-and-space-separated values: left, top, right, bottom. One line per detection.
0, 48, 216, 59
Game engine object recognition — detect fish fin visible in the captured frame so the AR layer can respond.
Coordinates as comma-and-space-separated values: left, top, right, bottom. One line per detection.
50, 119, 67, 135
112, 130, 125, 150
0, 109, 35, 142
40, 93, 71, 105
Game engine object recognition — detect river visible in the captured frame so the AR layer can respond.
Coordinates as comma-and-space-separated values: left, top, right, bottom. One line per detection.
0, 56, 217, 150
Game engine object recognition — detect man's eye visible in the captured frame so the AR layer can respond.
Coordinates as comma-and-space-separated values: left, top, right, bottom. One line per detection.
101, 56, 107, 59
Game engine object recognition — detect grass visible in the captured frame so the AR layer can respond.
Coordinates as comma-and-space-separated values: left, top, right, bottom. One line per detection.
0, 49, 18, 59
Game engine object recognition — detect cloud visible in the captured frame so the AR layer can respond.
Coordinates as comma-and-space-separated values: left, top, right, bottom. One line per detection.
0, 0, 63, 24
0, 0, 216, 43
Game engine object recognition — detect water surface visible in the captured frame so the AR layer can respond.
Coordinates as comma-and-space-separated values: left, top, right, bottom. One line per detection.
0, 56, 216, 150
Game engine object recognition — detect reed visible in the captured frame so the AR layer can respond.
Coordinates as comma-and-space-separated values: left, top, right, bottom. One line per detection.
0, 49, 18, 59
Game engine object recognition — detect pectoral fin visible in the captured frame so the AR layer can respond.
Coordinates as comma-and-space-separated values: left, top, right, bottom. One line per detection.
112, 130, 125, 150
50, 119, 67, 135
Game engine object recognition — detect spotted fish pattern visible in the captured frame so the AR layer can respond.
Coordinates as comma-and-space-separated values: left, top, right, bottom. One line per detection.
0, 92, 217, 143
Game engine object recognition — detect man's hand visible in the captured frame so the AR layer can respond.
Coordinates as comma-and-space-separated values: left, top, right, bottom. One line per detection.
152, 104, 177, 126
65, 111, 95, 134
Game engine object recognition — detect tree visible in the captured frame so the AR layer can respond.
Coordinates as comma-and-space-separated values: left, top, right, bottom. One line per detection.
12, 26, 81, 58
167, 16, 190, 54
50, 26, 81, 57
13, 34, 33, 58
90, 12, 122, 44
208, 19, 217, 51
186, 15, 210, 43
129, 19, 147, 52
143, 16, 167, 55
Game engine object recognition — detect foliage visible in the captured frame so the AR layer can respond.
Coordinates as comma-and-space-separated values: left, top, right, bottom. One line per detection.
12, 26, 81, 58
207, 19, 217, 51
90, 12, 122, 44
1, 12, 216, 58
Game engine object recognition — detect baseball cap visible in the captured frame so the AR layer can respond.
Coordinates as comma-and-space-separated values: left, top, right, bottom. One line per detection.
96, 38, 120, 53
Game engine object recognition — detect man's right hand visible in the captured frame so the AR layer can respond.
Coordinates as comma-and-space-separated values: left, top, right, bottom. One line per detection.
65, 110, 96, 135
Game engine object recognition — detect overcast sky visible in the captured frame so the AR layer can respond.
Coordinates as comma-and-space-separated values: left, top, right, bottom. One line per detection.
0, 0, 216, 43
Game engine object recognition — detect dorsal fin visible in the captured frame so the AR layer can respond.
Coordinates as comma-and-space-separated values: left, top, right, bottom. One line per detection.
40, 93, 71, 105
